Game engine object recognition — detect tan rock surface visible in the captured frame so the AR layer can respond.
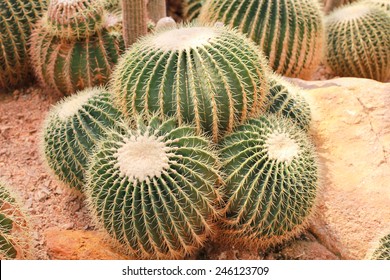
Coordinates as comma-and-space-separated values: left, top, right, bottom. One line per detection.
45, 228, 131, 260
290, 77, 390, 259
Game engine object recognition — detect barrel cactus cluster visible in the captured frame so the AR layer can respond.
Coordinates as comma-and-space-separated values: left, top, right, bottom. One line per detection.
198, 0, 324, 79
324, 2, 390, 82
30, 0, 125, 95
0, 0, 47, 89
0, 181, 32, 259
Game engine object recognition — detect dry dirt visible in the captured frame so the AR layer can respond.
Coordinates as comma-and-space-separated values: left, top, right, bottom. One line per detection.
0, 63, 341, 260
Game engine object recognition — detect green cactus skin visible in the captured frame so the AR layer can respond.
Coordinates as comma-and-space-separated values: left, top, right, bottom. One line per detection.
0, 0, 47, 89
325, 3, 390, 82
42, 87, 126, 191
184, 0, 205, 22
86, 115, 222, 259
0, 181, 32, 260
103, 0, 122, 11
218, 114, 318, 249
362, 0, 390, 12
198, 0, 324, 79
30, 14, 125, 95
112, 24, 270, 143
44, 0, 105, 40
368, 232, 390, 260
265, 74, 312, 131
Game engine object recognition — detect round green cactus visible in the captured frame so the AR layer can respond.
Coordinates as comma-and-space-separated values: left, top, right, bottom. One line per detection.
325, 3, 390, 82
86, 115, 222, 259
112, 24, 270, 142
42, 87, 126, 191
368, 232, 390, 260
198, 0, 324, 79
265, 74, 312, 131
183, 0, 205, 22
0, 0, 47, 89
0, 181, 32, 259
44, 0, 105, 40
218, 114, 318, 248
30, 2, 125, 95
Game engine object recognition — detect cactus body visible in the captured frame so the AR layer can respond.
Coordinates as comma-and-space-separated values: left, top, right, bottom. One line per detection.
325, 3, 390, 82
0, 181, 31, 259
45, 0, 105, 40
218, 114, 318, 248
265, 75, 312, 131
112, 24, 270, 142
86, 115, 221, 259
42, 87, 125, 191
199, 0, 324, 79
368, 232, 390, 260
362, 0, 390, 12
30, 0, 125, 95
184, 0, 205, 22
0, 0, 47, 89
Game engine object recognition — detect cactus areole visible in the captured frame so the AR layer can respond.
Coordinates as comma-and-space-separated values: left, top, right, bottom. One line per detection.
112, 25, 270, 142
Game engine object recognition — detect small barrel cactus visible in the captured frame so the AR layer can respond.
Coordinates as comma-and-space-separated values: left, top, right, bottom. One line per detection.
30, 0, 125, 95
44, 0, 105, 40
325, 3, 390, 82
86, 115, 222, 259
41, 87, 126, 191
218, 114, 318, 248
112, 24, 270, 142
265, 74, 312, 131
368, 232, 390, 260
184, 0, 205, 22
198, 0, 324, 79
0, 181, 32, 259
0, 0, 47, 89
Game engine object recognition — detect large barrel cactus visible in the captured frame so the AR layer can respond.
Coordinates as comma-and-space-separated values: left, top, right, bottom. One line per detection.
86, 115, 222, 259
368, 232, 390, 260
112, 24, 270, 142
198, 0, 324, 79
0, 181, 32, 259
30, 0, 125, 95
41, 87, 126, 191
184, 0, 205, 22
325, 3, 390, 82
218, 114, 318, 248
265, 74, 312, 131
0, 0, 47, 89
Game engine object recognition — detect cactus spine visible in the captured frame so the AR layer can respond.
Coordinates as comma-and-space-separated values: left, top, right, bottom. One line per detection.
42, 87, 125, 191
86, 115, 221, 259
112, 24, 270, 142
362, 0, 390, 12
30, 0, 125, 95
325, 3, 390, 82
218, 114, 318, 248
199, 0, 324, 79
368, 232, 390, 260
0, 0, 47, 89
265, 74, 312, 131
184, 0, 205, 22
0, 181, 32, 259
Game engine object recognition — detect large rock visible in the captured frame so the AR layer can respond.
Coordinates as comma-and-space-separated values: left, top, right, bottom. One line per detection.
289, 77, 390, 259
45, 228, 132, 260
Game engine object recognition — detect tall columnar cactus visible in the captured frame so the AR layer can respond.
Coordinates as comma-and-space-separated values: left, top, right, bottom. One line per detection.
184, 0, 205, 22
112, 24, 270, 142
218, 114, 318, 248
265, 74, 312, 131
42, 87, 126, 191
30, 0, 125, 95
0, 0, 47, 89
0, 181, 32, 259
368, 232, 390, 260
325, 3, 390, 82
199, 0, 324, 79
86, 115, 222, 259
